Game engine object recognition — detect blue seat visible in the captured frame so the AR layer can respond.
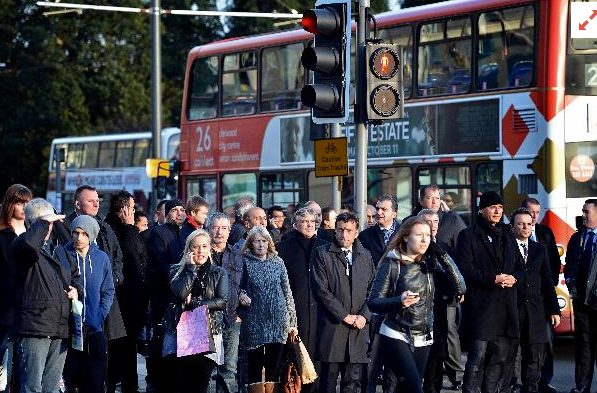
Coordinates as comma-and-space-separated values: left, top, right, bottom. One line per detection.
509, 61, 533, 87
478, 62, 499, 90
447, 69, 471, 93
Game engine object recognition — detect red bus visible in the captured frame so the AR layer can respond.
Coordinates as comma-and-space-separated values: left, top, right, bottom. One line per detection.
178, 0, 597, 333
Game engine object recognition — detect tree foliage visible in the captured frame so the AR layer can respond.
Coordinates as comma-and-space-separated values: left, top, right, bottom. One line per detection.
400, 0, 443, 9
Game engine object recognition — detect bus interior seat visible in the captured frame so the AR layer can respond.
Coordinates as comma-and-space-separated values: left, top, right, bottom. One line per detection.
509, 60, 533, 87
447, 69, 471, 93
478, 62, 499, 89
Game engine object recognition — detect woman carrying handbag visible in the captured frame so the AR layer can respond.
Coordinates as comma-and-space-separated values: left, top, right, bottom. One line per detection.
162, 229, 229, 393
239, 226, 298, 393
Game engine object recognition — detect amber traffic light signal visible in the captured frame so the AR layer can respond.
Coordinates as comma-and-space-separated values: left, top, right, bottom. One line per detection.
366, 43, 403, 122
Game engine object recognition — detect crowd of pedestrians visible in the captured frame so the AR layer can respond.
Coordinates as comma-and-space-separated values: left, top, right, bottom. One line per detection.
1, 182, 595, 393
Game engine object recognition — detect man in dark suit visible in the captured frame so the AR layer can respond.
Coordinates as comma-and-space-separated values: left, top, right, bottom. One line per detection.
457, 191, 520, 393
358, 194, 400, 393
564, 199, 597, 393
508, 208, 560, 393
521, 198, 561, 393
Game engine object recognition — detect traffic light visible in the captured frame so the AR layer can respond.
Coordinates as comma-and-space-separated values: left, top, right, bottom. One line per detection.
366, 42, 404, 122
300, 0, 351, 124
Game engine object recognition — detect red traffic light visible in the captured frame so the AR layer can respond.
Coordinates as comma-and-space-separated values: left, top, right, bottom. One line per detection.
301, 8, 340, 36
370, 48, 399, 80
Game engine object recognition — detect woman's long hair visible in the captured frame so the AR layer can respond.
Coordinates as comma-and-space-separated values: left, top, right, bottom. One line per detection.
0, 184, 33, 230
176, 229, 212, 273
242, 226, 277, 258
380, 216, 430, 261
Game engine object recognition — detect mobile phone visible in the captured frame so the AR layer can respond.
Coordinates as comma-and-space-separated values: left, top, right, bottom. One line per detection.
409, 292, 420, 297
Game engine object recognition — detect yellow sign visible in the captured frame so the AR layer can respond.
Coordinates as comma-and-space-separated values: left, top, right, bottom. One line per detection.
314, 137, 349, 177
146, 159, 170, 178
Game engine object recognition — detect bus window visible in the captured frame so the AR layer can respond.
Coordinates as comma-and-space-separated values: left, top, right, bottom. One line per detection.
476, 162, 502, 198
418, 17, 472, 96
417, 165, 472, 224
260, 172, 304, 208
221, 173, 257, 216
222, 51, 257, 116
380, 25, 413, 98
81, 142, 99, 168
261, 43, 305, 112
98, 141, 116, 168
66, 144, 84, 169
188, 56, 219, 120
167, 133, 180, 160
366, 167, 412, 219
115, 140, 134, 167
186, 177, 217, 213
477, 5, 535, 90
132, 139, 150, 167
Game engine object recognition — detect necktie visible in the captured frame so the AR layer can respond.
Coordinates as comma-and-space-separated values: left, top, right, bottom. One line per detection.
521, 242, 528, 262
531, 229, 537, 242
343, 250, 351, 276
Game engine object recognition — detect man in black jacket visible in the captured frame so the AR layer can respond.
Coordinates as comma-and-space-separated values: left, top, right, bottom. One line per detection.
508, 207, 560, 393
227, 196, 255, 246
457, 191, 520, 393
311, 212, 375, 393
146, 199, 185, 393
277, 207, 328, 393
521, 197, 561, 393
564, 199, 597, 393
104, 191, 150, 393
11, 198, 82, 393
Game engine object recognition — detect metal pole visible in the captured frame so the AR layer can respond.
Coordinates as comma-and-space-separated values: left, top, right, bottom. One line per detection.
331, 123, 342, 212
151, 0, 161, 211
354, 0, 369, 226
55, 149, 62, 214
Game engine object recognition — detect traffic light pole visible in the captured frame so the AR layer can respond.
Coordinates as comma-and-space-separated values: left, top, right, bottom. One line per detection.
331, 123, 341, 211
150, 0, 161, 213
354, 0, 368, 227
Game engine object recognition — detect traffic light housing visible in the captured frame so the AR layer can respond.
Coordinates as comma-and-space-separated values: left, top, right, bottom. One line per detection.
300, 0, 351, 124
366, 42, 404, 122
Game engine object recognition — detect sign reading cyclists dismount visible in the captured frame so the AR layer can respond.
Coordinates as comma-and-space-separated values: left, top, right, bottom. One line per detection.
314, 137, 349, 177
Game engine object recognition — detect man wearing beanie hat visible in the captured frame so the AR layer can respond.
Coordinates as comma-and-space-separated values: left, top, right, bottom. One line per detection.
147, 198, 186, 392
55, 215, 115, 393
456, 191, 521, 393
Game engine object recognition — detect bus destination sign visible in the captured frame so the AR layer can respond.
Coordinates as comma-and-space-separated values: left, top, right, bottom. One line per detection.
314, 137, 349, 177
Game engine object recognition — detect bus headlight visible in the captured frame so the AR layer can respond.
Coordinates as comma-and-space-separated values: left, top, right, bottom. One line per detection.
558, 296, 567, 310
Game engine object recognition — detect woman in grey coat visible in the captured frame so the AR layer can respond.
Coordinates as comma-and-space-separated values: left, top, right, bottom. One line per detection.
240, 226, 298, 393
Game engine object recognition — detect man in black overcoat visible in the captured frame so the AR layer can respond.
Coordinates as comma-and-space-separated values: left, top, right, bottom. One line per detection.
522, 197, 561, 393
277, 207, 328, 393
456, 191, 521, 393
508, 208, 560, 393
564, 199, 597, 393
311, 212, 375, 393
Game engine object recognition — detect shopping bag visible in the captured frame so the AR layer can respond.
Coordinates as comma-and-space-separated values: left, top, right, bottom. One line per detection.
71, 299, 84, 351
176, 305, 215, 357
282, 332, 302, 393
297, 339, 317, 384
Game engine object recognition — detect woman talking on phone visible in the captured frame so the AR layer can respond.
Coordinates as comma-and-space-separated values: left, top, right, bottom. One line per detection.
367, 217, 465, 393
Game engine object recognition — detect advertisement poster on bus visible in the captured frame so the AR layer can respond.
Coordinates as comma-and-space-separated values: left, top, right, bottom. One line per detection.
280, 98, 500, 163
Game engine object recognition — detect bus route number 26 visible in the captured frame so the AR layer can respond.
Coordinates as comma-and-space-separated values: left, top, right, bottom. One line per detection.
195, 126, 212, 152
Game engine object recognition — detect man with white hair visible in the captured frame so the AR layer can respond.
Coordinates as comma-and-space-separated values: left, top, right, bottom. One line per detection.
10, 198, 82, 393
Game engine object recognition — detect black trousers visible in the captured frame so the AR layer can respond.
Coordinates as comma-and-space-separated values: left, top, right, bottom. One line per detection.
247, 343, 284, 384
445, 305, 464, 381
64, 331, 108, 393
174, 354, 215, 393
378, 335, 429, 393
107, 336, 138, 393
319, 362, 362, 393
366, 327, 396, 393
539, 322, 554, 385
572, 300, 597, 389
422, 354, 444, 393
463, 336, 518, 393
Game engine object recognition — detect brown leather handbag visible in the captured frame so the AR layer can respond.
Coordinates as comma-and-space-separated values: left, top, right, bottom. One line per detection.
282, 332, 302, 393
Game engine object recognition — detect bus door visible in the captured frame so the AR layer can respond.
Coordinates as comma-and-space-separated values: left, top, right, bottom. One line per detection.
185, 176, 218, 213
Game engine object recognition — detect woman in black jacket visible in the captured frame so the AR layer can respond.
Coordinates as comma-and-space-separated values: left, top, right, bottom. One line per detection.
368, 217, 465, 393
162, 229, 228, 393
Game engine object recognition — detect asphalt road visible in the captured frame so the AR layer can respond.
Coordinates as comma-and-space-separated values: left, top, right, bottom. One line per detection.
127, 336, 582, 393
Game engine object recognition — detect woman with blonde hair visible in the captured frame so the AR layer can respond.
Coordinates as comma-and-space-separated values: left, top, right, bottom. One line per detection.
162, 229, 228, 393
368, 217, 465, 393
240, 226, 297, 393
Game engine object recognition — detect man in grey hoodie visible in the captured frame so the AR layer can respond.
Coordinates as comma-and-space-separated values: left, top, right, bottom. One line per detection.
55, 215, 115, 393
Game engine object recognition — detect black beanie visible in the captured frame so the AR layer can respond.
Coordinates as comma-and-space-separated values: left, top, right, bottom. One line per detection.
165, 199, 184, 214
479, 191, 503, 210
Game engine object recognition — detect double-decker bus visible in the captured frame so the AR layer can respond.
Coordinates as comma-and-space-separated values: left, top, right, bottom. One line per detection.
47, 128, 180, 216
178, 0, 597, 333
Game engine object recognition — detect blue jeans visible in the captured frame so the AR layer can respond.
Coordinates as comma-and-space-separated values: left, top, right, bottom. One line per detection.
217, 322, 241, 393
15, 336, 68, 393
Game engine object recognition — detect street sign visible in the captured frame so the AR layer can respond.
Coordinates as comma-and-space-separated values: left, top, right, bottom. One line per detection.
314, 137, 348, 177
